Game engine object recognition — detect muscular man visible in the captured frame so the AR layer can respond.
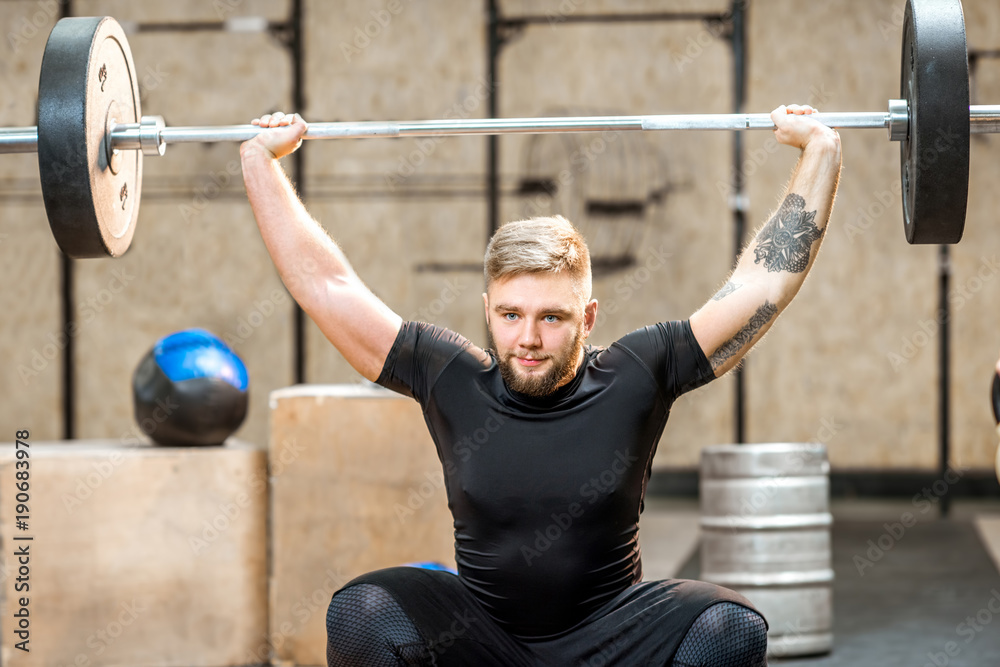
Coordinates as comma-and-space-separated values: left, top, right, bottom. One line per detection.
241, 104, 841, 666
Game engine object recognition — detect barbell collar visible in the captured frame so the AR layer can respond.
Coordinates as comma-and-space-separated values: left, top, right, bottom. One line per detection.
888, 98, 909, 141
139, 115, 166, 156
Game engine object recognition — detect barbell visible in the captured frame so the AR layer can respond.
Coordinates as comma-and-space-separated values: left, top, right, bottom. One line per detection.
0, 0, 998, 258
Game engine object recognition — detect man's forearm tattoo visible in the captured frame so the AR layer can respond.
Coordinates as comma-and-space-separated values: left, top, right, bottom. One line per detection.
753, 193, 824, 273
712, 281, 742, 302
709, 300, 778, 370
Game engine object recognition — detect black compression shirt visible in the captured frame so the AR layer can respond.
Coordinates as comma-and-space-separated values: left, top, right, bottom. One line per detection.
376, 320, 716, 639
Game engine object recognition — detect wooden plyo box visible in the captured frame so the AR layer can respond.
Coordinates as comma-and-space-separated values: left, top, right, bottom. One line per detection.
0, 439, 267, 667
269, 385, 455, 667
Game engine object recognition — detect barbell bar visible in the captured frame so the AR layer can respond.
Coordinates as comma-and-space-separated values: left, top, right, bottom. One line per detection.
4, 105, 1000, 151
0, 0, 993, 258
1, 105, 998, 154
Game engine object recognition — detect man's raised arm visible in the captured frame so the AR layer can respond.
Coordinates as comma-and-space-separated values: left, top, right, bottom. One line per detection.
240, 112, 402, 381
690, 104, 842, 377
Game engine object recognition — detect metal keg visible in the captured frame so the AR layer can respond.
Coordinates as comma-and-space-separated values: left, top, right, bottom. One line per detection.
700, 443, 833, 658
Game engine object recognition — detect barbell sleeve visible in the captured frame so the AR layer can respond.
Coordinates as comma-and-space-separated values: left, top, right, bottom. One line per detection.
0, 128, 41, 154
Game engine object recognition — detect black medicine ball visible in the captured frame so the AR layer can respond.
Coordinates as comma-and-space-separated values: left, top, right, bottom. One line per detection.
133, 329, 249, 446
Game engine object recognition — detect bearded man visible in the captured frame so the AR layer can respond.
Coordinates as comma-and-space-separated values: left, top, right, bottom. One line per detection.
241, 103, 841, 666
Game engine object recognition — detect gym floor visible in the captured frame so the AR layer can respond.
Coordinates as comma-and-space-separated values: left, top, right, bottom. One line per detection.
643, 497, 1000, 666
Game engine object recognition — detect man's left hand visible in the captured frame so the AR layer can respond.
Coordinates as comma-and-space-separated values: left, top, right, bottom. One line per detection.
771, 104, 839, 150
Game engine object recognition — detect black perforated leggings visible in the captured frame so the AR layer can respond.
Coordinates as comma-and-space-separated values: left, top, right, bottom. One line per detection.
672, 601, 768, 666
326, 584, 427, 666
326, 585, 767, 666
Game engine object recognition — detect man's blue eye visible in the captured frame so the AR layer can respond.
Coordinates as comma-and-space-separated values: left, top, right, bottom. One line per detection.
545, 315, 559, 323
504, 313, 518, 321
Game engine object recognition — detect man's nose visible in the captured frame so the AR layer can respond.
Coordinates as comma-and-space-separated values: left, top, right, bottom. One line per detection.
518, 319, 541, 348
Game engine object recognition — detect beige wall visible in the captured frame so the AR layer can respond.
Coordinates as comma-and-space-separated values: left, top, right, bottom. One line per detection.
2, 1, 1000, 472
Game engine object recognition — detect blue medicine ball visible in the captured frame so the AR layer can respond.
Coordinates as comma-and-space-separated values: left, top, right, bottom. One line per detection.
132, 329, 249, 446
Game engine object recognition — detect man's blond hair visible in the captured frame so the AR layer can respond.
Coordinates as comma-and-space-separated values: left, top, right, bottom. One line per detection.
483, 215, 592, 302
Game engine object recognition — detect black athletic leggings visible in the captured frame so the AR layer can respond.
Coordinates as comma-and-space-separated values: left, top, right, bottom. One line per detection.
326, 583, 768, 666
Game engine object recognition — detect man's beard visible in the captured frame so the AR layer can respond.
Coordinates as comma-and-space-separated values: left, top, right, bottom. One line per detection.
489, 326, 586, 398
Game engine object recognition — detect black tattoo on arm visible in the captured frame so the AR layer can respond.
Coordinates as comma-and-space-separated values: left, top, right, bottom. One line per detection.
753, 193, 824, 273
712, 281, 742, 302
709, 300, 778, 370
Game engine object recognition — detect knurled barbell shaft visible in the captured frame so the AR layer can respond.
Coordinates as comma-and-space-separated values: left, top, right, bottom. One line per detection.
2, 104, 999, 155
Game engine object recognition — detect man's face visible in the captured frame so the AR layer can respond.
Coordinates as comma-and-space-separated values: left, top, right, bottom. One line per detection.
484, 272, 598, 397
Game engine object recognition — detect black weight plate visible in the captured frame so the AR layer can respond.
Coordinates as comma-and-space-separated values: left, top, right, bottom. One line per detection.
38, 17, 142, 258
900, 0, 970, 245
992, 372, 999, 424
994, 372, 1000, 484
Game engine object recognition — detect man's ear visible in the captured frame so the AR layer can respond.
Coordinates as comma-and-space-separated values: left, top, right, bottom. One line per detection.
483, 292, 490, 325
583, 299, 599, 338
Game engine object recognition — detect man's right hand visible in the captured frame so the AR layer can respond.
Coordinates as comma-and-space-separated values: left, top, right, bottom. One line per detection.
246, 111, 308, 160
